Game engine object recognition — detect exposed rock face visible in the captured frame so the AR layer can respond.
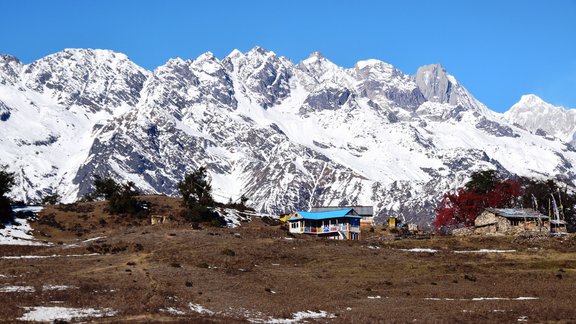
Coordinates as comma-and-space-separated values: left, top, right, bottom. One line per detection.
1, 47, 575, 228
355, 60, 426, 110
415, 64, 454, 104
0, 55, 22, 86
415, 63, 488, 115
0, 100, 11, 121
227, 47, 293, 109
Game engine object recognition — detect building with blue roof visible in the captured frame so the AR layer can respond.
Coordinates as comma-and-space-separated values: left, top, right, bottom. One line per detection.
287, 208, 362, 240
311, 206, 374, 226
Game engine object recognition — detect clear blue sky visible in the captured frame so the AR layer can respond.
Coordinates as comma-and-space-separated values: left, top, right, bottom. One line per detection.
1, 0, 575, 112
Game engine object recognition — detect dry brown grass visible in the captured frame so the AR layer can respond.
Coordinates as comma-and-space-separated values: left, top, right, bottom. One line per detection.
0, 197, 575, 323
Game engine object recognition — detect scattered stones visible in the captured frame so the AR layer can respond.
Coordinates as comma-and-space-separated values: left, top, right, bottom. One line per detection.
464, 274, 477, 282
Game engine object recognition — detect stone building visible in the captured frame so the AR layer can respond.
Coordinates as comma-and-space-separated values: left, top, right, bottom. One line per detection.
474, 208, 550, 235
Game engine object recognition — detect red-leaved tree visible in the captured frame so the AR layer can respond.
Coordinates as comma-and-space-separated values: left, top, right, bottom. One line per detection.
484, 179, 522, 207
433, 189, 485, 230
434, 173, 522, 232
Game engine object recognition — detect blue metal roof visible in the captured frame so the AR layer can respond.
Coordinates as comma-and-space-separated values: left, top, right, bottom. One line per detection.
288, 208, 362, 221
311, 206, 373, 217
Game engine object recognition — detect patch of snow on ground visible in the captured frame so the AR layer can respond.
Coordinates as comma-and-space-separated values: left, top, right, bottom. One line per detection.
0, 253, 100, 259
400, 248, 438, 253
257, 310, 336, 323
188, 303, 215, 315
0, 285, 35, 292
454, 249, 516, 253
398, 248, 517, 254
12, 206, 44, 214
65, 236, 106, 248
42, 285, 77, 291
160, 307, 187, 315
425, 297, 539, 301
80, 236, 106, 243
18, 306, 117, 322
0, 207, 50, 246
218, 208, 243, 228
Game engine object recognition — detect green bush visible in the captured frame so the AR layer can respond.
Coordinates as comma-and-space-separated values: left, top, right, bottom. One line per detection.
180, 205, 226, 227
41, 192, 61, 205
88, 176, 147, 216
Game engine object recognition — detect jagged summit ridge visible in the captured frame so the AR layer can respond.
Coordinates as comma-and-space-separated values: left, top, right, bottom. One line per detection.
20, 48, 149, 113
0, 47, 575, 227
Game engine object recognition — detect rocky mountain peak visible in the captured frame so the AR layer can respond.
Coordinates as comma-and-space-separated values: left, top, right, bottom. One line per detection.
153, 57, 196, 84
230, 47, 293, 108
508, 94, 563, 115
248, 46, 275, 57
516, 94, 548, 107
195, 51, 217, 62
505, 95, 576, 143
227, 49, 243, 59
0, 54, 21, 65
308, 51, 325, 59
298, 52, 343, 84
353, 59, 400, 79
21, 48, 149, 113
163, 57, 186, 67
414, 63, 488, 115
0, 54, 23, 85
414, 63, 453, 103
44, 48, 134, 70
222, 49, 245, 73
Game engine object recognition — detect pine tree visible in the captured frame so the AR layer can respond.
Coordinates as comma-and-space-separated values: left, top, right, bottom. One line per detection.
0, 166, 16, 224
177, 167, 224, 226
177, 167, 214, 209
464, 170, 499, 194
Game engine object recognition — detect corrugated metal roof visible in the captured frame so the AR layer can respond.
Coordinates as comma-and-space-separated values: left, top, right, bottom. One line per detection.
289, 208, 362, 221
311, 206, 373, 216
488, 208, 549, 220
550, 219, 567, 225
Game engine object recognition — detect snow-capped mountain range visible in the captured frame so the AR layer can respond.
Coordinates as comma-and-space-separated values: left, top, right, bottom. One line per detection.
1, 47, 575, 226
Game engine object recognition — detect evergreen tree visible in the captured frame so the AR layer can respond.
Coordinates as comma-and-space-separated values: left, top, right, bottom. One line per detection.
239, 194, 249, 207
178, 167, 214, 209
0, 166, 16, 223
41, 192, 61, 205
92, 175, 121, 200
88, 176, 143, 215
519, 177, 576, 226
178, 167, 224, 226
464, 170, 499, 194
109, 181, 142, 215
